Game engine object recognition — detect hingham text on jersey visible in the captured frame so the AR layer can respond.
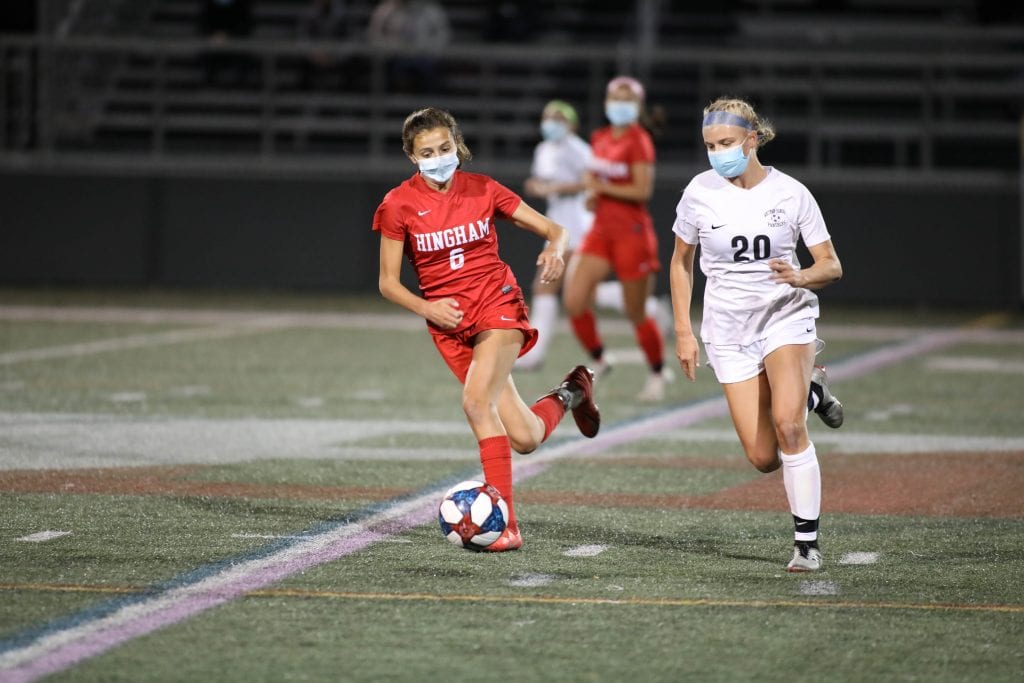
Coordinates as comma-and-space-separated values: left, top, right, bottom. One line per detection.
413, 218, 491, 253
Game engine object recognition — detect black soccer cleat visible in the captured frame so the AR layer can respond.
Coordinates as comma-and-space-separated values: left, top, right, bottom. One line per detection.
811, 365, 844, 429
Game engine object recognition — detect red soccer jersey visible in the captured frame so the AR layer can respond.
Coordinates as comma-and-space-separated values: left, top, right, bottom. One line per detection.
372, 170, 523, 302
589, 123, 656, 229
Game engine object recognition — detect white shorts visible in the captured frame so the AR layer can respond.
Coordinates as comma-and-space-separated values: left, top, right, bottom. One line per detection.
704, 318, 822, 384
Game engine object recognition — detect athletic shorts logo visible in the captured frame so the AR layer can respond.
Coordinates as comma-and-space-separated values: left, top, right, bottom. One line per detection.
417, 209, 431, 216
711, 224, 726, 230
500, 316, 515, 322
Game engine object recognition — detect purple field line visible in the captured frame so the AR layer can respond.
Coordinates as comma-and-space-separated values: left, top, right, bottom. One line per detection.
0, 328, 976, 681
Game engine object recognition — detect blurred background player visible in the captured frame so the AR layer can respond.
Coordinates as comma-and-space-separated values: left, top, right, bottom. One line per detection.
374, 107, 601, 552
563, 76, 671, 401
670, 96, 844, 572
516, 99, 667, 373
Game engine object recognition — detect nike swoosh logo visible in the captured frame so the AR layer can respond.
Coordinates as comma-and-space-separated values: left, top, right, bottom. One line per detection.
500, 316, 515, 321
711, 224, 726, 230
806, 328, 814, 333
418, 210, 431, 216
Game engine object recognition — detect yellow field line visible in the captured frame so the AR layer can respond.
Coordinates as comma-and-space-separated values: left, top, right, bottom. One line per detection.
3, 582, 1022, 614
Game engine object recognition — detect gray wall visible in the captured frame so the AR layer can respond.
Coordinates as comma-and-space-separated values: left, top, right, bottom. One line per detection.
1, 170, 1020, 307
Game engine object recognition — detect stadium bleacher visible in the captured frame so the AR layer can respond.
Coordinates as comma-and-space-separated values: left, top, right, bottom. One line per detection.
1, 0, 1021, 178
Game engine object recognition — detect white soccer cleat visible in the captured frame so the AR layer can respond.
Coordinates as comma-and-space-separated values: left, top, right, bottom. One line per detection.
786, 541, 823, 572
636, 367, 674, 403
593, 352, 615, 380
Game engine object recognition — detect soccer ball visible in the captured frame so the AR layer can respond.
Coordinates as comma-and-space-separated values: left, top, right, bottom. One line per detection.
438, 480, 508, 550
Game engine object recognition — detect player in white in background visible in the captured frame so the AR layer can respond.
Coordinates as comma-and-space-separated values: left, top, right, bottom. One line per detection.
669, 96, 845, 572
516, 99, 666, 372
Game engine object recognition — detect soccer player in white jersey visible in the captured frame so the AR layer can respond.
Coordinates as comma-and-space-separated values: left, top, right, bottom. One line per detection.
516, 99, 666, 372
669, 97, 845, 572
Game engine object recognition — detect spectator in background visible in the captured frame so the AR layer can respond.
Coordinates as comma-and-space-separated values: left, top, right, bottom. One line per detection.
201, 0, 256, 88
484, 0, 537, 43
367, 0, 450, 93
296, 0, 354, 90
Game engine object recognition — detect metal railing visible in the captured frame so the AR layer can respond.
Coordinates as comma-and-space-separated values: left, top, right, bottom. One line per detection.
1, 33, 1022, 186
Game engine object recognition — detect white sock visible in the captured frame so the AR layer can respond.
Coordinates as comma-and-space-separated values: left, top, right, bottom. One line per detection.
780, 442, 821, 542
518, 293, 558, 367
644, 296, 659, 318
595, 281, 624, 312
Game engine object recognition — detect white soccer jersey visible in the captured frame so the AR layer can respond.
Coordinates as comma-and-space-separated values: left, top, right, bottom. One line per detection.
673, 167, 831, 346
531, 133, 593, 249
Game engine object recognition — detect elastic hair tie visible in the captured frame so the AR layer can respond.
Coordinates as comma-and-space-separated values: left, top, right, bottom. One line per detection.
702, 111, 754, 130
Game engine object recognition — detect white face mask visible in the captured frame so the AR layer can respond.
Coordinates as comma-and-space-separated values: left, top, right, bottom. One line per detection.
417, 151, 459, 183
540, 119, 569, 141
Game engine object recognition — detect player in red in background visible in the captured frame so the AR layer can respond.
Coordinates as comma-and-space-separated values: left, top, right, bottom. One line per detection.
563, 75, 672, 402
374, 107, 601, 552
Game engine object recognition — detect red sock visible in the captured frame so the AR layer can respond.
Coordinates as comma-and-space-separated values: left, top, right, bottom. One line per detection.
569, 310, 603, 358
479, 435, 516, 528
634, 317, 664, 371
530, 395, 565, 442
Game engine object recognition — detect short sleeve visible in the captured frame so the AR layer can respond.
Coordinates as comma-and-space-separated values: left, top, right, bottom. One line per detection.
488, 178, 523, 219
672, 187, 699, 245
531, 142, 556, 180
372, 191, 406, 241
796, 185, 830, 247
631, 127, 656, 164
572, 137, 593, 177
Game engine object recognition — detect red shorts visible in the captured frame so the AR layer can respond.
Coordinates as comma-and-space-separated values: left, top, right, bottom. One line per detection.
578, 214, 660, 281
428, 276, 538, 384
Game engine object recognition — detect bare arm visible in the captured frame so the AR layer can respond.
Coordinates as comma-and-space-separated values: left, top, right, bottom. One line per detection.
378, 235, 464, 330
669, 236, 700, 382
524, 177, 587, 198
769, 239, 843, 290
509, 201, 568, 285
586, 161, 654, 203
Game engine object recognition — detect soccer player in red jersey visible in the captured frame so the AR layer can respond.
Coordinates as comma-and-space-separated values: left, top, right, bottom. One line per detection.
563, 75, 671, 402
374, 107, 601, 552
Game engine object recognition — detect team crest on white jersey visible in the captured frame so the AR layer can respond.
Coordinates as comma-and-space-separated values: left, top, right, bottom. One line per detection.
764, 208, 787, 229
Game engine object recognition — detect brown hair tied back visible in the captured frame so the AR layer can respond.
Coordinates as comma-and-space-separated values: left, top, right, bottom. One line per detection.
401, 107, 473, 164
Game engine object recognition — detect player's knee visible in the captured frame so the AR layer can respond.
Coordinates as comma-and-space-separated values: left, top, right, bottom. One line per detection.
562, 292, 585, 318
509, 435, 538, 455
773, 416, 806, 453
461, 392, 495, 427
746, 447, 780, 473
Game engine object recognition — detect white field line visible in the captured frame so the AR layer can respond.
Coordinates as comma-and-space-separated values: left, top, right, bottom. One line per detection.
564, 544, 610, 557
646, 428, 1024, 455
0, 414, 471, 470
4, 304, 1024, 343
0, 324, 1001, 681
0, 322, 288, 366
4, 416, 1022, 473
926, 356, 1024, 374
839, 552, 880, 566
508, 573, 557, 588
15, 531, 72, 543
799, 581, 840, 596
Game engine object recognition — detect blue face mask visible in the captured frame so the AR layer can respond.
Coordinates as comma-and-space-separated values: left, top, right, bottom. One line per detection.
540, 119, 569, 142
605, 101, 639, 127
707, 142, 750, 178
417, 151, 459, 184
